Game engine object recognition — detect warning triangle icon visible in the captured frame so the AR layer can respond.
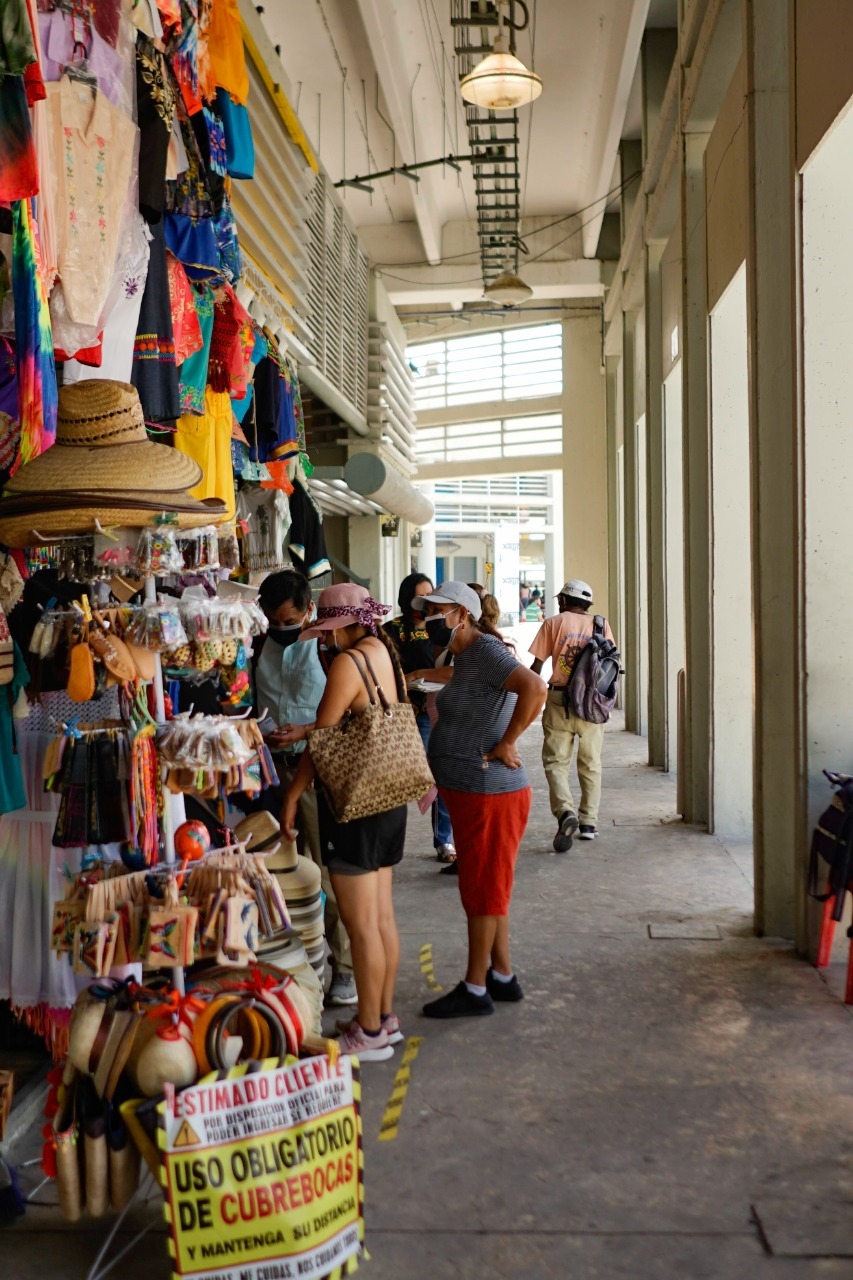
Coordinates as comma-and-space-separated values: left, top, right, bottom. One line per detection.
174, 1119, 202, 1148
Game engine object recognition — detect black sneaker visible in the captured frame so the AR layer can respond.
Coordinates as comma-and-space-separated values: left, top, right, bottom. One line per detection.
578, 825, 599, 840
553, 810, 579, 853
439, 861, 459, 876
486, 968, 524, 1002
423, 981, 494, 1019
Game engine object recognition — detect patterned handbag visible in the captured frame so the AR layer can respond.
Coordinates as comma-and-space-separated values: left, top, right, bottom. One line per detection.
308, 648, 434, 823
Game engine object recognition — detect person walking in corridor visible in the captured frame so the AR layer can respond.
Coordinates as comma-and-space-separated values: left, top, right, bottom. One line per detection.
530, 579, 616, 851
417, 582, 547, 1018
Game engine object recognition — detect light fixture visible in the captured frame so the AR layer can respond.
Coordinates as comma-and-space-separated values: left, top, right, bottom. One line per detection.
484, 264, 533, 306
459, 5, 542, 111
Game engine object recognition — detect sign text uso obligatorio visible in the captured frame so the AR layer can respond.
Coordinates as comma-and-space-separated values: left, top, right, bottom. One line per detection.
160, 1056, 362, 1280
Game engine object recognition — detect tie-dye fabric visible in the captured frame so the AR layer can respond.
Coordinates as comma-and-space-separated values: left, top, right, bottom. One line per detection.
10, 200, 57, 473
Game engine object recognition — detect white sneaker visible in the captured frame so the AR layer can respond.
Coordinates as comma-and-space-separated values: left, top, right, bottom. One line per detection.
325, 971, 358, 1006
338, 1020, 394, 1062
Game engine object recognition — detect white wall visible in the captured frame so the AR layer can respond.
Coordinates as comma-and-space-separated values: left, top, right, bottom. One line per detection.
663, 366, 685, 773
803, 101, 853, 828
709, 264, 754, 837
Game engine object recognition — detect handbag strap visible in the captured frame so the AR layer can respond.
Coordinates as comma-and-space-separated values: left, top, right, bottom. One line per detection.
346, 647, 391, 713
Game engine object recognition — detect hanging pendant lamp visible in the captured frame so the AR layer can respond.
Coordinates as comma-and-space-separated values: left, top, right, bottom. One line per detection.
459, 11, 542, 111
484, 265, 533, 306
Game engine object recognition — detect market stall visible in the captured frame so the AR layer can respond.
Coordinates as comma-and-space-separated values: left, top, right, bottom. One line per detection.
0, 4, 363, 1276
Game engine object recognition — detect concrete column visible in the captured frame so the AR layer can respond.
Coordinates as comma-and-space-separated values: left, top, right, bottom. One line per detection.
561, 314, 608, 606
415, 482, 437, 585
348, 515, 381, 595
622, 312, 641, 734
680, 130, 712, 826
744, 0, 804, 941
605, 356, 622, 632
644, 243, 667, 768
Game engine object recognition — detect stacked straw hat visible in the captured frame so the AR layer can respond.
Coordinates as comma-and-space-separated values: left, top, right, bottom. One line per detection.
0, 380, 228, 547
233, 813, 326, 979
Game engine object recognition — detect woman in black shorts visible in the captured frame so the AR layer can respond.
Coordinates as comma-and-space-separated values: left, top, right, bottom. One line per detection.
282, 584, 408, 1062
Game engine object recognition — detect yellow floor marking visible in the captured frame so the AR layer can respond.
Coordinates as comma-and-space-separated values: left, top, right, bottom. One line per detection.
378, 1036, 423, 1141
419, 942, 442, 991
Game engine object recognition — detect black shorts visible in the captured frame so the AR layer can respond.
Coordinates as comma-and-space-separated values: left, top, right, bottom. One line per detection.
317, 793, 407, 876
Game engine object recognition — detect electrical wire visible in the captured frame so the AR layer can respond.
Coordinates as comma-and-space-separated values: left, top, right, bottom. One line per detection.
373, 170, 642, 274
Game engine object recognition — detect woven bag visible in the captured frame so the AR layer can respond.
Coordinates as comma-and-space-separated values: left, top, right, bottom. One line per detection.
308, 648, 434, 823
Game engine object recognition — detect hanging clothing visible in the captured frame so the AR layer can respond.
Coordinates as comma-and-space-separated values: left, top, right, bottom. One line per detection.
21, 0, 45, 106
163, 210, 220, 283
288, 478, 331, 580
136, 32, 177, 223
212, 191, 241, 283
0, 75, 38, 201
216, 86, 254, 179
131, 218, 181, 421
90, 0, 121, 49
0, 642, 28, 815
235, 485, 291, 572
0, 0, 37, 79
0, 691, 120, 1019
10, 199, 57, 471
208, 0, 248, 103
164, 88, 213, 222
166, 250, 203, 365
37, 10, 126, 109
0, 339, 21, 489
231, 327, 267, 424
174, 386, 236, 519
44, 78, 137, 327
178, 283, 214, 414
208, 283, 253, 396
63, 211, 151, 384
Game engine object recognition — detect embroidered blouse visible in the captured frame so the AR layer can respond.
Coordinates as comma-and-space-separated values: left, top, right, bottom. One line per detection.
44, 78, 138, 327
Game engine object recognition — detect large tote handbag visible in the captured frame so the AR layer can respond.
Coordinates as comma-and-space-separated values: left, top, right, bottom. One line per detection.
307, 648, 434, 823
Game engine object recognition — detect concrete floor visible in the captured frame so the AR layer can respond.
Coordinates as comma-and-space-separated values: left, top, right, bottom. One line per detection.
4, 718, 853, 1278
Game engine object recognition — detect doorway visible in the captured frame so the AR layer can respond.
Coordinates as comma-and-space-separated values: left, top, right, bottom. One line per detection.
709, 263, 754, 838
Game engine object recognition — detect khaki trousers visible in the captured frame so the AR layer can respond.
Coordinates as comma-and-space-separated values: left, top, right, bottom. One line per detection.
280, 764, 353, 975
541, 690, 605, 825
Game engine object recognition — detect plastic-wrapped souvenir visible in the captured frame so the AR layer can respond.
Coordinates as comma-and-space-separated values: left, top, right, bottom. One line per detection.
137, 527, 184, 575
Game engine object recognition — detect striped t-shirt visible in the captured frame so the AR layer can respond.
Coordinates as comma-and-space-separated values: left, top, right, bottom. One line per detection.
428, 634, 529, 795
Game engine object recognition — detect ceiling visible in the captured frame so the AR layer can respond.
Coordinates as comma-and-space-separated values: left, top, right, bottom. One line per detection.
258, 0, 677, 298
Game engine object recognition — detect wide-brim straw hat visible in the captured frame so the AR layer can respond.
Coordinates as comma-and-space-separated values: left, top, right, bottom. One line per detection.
0, 380, 227, 546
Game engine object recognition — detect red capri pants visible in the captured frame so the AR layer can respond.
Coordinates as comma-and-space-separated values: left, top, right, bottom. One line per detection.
438, 786, 532, 917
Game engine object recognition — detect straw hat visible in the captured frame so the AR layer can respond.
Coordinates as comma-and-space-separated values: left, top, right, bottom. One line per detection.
0, 380, 228, 546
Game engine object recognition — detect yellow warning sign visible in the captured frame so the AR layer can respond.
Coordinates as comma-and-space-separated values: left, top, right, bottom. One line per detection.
158, 1057, 363, 1280
174, 1120, 202, 1149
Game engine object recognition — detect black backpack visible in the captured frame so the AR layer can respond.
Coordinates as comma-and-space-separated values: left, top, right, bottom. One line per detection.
808, 771, 853, 920
562, 615, 621, 724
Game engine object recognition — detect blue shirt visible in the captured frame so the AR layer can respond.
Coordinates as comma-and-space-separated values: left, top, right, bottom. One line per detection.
428, 634, 529, 795
254, 636, 326, 752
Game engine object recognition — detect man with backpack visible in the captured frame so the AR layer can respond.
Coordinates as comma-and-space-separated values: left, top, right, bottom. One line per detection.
529, 579, 620, 852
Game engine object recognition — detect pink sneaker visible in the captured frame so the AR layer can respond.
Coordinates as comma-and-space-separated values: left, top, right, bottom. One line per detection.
336, 1013, 404, 1045
382, 1013, 404, 1045
338, 1019, 394, 1062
